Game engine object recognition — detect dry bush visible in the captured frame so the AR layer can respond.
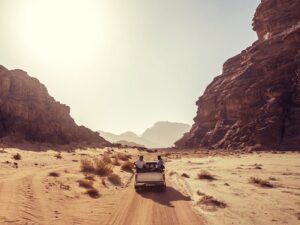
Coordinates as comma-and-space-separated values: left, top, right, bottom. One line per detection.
169, 171, 177, 176
102, 153, 112, 164
197, 190, 205, 196
13, 153, 21, 160
101, 178, 108, 188
121, 161, 134, 173
198, 195, 227, 208
49, 172, 60, 177
117, 153, 130, 161
108, 173, 121, 185
181, 173, 190, 178
112, 157, 121, 166
80, 158, 95, 173
198, 170, 215, 180
54, 152, 62, 159
77, 179, 94, 189
85, 175, 95, 181
249, 177, 274, 188
94, 159, 113, 176
86, 188, 100, 198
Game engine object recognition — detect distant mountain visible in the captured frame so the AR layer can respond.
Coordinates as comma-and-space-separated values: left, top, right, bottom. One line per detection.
142, 122, 191, 148
99, 131, 155, 148
99, 121, 191, 148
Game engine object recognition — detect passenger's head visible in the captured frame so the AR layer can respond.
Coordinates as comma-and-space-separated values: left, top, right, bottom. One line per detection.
157, 155, 162, 160
139, 155, 144, 161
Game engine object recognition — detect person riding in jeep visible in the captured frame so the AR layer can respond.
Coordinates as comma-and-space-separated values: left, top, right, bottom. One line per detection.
156, 155, 165, 170
135, 155, 146, 173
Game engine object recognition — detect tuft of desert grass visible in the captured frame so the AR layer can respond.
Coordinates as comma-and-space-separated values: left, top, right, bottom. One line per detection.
197, 190, 205, 196
85, 175, 95, 181
77, 179, 94, 189
198, 170, 215, 180
86, 188, 100, 199
49, 172, 60, 177
117, 153, 131, 161
13, 153, 21, 160
198, 195, 227, 208
112, 157, 121, 166
169, 171, 177, 176
181, 173, 190, 178
80, 158, 95, 173
102, 153, 112, 164
54, 152, 62, 159
249, 177, 274, 188
94, 159, 113, 176
121, 161, 134, 173
108, 173, 122, 185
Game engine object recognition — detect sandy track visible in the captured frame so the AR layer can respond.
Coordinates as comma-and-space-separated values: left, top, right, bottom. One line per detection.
0, 164, 75, 225
0, 164, 204, 225
105, 183, 205, 225
0, 148, 205, 225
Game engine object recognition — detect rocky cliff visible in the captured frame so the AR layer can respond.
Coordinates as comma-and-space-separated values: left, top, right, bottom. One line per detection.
176, 0, 300, 150
0, 65, 108, 146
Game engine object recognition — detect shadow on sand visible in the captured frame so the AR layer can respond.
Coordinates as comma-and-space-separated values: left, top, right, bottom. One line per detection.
138, 186, 191, 208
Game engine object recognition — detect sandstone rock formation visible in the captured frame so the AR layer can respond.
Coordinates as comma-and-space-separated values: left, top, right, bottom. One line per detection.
0, 65, 109, 146
176, 0, 300, 150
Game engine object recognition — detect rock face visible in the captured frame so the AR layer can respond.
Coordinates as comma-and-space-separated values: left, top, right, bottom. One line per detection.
176, 0, 300, 150
0, 65, 108, 145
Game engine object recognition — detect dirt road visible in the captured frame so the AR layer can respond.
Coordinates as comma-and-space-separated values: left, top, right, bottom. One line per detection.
105, 185, 205, 225
0, 148, 204, 225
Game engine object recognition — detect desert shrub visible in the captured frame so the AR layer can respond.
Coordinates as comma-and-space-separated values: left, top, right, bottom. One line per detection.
80, 158, 95, 173
112, 157, 121, 166
13, 153, 21, 160
198, 195, 227, 208
86, 188, 100, 198
249, 177, 274, 188
117, 153, 130, 161
49, 172, 60, 177
85, 175, 95, 181
121, 161, 134, 173
197, 190, 205, 196
181, 173, 190, 178
169, 171, 177, 176
108, 173, 121, 185
101, 178, 107, 187
77, 179, 94, 189
54, 152, 62, 159
94, 159, 113, 176
198, 170, 215, 180
102, 153, 112, 164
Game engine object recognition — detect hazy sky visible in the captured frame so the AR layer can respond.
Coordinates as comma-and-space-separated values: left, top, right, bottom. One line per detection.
0, 0, 260, 134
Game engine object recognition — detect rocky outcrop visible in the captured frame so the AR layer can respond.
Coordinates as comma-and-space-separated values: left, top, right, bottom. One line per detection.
0, 65, 109, 146
176, 0, 300, 150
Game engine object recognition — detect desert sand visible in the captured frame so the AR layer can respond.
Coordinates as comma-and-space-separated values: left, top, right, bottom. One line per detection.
0, 148, 299, 225
167, 151, 300, 225
0, 147, 204, 225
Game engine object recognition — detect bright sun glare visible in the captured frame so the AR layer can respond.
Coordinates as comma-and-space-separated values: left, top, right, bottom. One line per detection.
11, 0, 107, 68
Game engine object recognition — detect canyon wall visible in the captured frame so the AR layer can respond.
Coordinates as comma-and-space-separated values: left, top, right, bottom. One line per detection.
176, 0, 300, 150
0, 65, 108, 146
